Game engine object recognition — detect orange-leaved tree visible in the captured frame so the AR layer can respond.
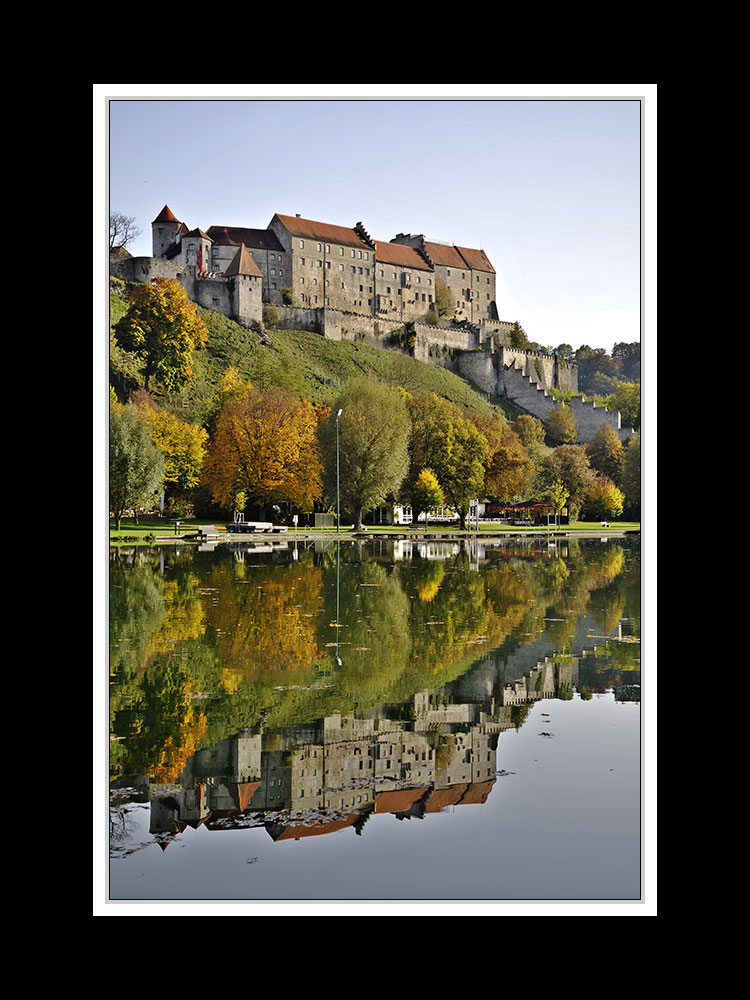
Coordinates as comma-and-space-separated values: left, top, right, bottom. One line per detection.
202, 382, 324, 515
114, 277, 209, 392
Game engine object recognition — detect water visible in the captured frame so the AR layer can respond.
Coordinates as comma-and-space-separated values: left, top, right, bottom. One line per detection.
105, 534, 643, 909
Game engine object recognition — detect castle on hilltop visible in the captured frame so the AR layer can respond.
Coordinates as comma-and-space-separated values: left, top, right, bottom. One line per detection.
110, 205, 635, 443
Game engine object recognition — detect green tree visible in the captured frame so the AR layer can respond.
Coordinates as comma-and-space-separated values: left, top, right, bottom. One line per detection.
403, 393, 488, 530
109, 401, 166, 529
508, 321, 531, 349
113, 277, 209, 392
621, 432, 641, 515
605, 381, 641, 430
318, 378, 411, 531
412, 468, 445, 532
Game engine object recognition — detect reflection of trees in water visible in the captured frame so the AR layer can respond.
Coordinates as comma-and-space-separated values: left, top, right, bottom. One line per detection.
109, 540, 639, 783
202, 558, 327, 682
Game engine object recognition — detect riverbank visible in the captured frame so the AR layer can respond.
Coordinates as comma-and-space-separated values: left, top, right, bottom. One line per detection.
108, 517, 640, 546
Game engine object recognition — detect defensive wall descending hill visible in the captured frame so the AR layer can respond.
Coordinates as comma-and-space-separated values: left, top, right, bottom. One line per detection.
110, 254, 634, 445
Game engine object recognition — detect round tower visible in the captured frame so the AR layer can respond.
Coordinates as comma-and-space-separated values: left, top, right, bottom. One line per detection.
152, 205, 182, 258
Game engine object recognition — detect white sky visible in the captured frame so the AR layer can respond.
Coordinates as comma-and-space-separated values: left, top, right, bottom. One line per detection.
98, 85, 654, 355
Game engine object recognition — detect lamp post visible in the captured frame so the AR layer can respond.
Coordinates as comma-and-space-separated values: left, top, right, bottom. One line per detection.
336, 409, 343, 534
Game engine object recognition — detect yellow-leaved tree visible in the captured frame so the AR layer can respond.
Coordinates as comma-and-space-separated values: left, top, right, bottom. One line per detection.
202, 381, 324, 516
114, 277, 209, 392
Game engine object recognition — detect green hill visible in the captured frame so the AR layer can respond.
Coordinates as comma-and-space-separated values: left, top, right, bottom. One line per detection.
109, 289, 510, 426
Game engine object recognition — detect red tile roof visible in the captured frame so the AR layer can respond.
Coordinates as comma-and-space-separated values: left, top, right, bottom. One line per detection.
422, 241, 467, 269
224, 243, 263, 277
270, 813, 361, 840
153, 204, 181, 224
374, 785, 431, 814
456, 246, 495, 274
274, 213, 371, 250
375, 241, 432, 271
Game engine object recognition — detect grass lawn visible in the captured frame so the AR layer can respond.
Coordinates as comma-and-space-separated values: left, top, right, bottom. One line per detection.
108, 515, 639, 543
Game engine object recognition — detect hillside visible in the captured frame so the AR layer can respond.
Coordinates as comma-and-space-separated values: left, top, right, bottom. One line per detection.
109, 290, 512, 426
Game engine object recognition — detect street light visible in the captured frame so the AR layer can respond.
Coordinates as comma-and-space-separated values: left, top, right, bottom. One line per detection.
336, 409, 343, 534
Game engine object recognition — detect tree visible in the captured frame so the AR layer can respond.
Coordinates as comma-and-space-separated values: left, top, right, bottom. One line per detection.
583, 477, 625, 521
621, 432, 641, 515
318, 378, 411, 531
113, 278, 209, 392
140, 404, 209, 499
434, 277, 452, 318
539, 444, 596, 522
586, 423, 624, 485
412, 468, 445, 532
202, 384, 323, 516
109, 401, 166, 529
403, 393, 487, 530
546, 403, 577, 444
484, 429, 534, 502
508, 321, 532, 349
605, 381, 641, 430
512, 414, 548, 463
109, 211, 141, 252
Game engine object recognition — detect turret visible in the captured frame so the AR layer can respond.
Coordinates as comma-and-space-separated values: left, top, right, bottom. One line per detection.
152, 205, 182, 258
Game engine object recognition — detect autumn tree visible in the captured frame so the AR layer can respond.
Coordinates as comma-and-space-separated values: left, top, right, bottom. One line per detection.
109, 401, 166, 529
546, 402, 577, 444
202, 384, 323, 516
318, 378, 411, 531
113, 277, 209, 392
538, 444, 596, 522
434, 277, 452, 318
138, 402, 209, 506
484, 429, 535, 502
582, 477, 625, 521
586, 423, 624, 485
412, 468, 445, 532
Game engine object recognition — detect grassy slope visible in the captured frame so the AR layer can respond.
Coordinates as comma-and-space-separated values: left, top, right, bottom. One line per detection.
109, 292, 510, 425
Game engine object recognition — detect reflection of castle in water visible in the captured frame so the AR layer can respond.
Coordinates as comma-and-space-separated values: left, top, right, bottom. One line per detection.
123, 655, 580, 848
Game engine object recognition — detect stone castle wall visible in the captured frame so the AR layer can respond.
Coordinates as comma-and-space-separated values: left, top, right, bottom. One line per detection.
110, 252, 633, 445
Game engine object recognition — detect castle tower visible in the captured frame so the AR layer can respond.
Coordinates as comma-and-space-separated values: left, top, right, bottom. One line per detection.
224, 243, 263, 327
152, 205, 182, 258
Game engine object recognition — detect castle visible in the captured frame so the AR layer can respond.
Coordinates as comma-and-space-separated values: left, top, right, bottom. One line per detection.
110, 205, 635, 443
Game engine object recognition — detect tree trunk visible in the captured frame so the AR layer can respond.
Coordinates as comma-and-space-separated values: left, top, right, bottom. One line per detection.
354, 507, 362, 531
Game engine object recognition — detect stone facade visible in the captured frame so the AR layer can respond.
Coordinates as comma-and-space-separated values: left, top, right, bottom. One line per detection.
111, 204, 635, 445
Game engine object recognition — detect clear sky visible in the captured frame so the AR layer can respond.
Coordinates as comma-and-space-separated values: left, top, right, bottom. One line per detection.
100, 85, 652, 355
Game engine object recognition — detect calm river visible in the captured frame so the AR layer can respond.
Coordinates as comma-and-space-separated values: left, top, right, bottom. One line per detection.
105, 534, 643, 908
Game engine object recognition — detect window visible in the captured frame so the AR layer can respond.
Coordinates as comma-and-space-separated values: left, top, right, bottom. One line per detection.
270, 268, 276, 275
299, 240, 304, 248
300, 277, 304, 284
357, 250, 362, 259
325, 244, 330, 253
351, 249, 355, 257
316, 243, 322, 251
339, 263, 344, 271
299, 257, 305, 265
339, 247, 344, 255
270, 253, 275, 260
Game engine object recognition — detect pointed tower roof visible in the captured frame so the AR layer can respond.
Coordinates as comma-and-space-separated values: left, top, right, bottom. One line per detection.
225, 243, 262, 277
152, 204, 181, 224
